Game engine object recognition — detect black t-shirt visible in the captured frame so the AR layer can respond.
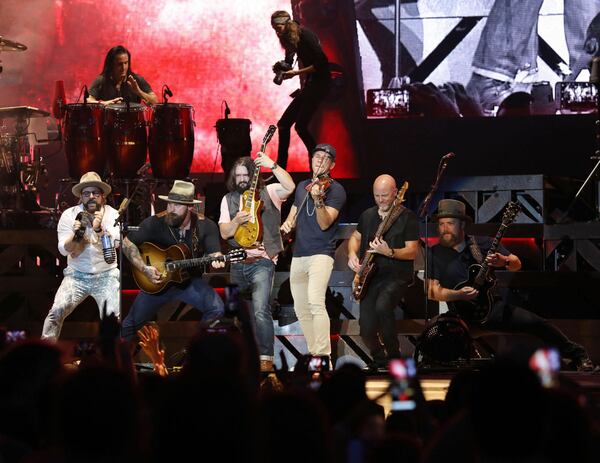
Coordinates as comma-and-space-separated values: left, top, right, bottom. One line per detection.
285, 26, 330, 82
127, 214, 221, 275
356, 206, 419, 279
427, 236, 510, 290
89, 73, 152, 103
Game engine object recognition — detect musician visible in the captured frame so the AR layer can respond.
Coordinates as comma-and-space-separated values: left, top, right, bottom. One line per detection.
347, 175, 419, 370
281, 144, 346, 363
87, 45, 158, 106
42, 172, 120, 340
271, 10, 331, 169
218, 153, 295, 372
427, 199, 595, 371
121, 180, 225, 341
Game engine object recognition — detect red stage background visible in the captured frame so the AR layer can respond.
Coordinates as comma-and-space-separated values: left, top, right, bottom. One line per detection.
0, 0, 359, 177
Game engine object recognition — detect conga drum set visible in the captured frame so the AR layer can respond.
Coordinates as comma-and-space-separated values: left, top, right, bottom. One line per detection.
62, 101, 195, 180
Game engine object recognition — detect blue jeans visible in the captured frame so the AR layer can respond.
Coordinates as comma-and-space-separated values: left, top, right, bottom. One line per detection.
121, 277, 224, 341
472, 0, 600, 79
230, 259, 275, 359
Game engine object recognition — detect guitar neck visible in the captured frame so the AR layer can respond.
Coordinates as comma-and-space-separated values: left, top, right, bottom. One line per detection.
476, 223, 509, 282
243, 141, 268, 209
171, 254, 223, 270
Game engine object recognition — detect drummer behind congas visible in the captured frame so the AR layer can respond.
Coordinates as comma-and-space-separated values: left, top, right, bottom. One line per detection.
87, 45, 158, 105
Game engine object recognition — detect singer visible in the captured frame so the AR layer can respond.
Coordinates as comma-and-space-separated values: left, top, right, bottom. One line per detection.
41, 172, 121, 341
86, 45, 158, 105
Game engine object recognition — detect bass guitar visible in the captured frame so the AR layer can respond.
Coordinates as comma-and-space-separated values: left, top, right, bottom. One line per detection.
132, 242, 246, 294
234, 125, 277, 248
352, 181, 409, 301
449, 201, 521, 322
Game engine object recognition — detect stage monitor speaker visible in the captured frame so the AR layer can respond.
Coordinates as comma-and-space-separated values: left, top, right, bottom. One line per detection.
215, 118, 251, 176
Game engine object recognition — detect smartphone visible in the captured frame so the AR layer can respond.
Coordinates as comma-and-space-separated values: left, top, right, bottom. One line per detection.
389, 358, 417, 411
366, 88, 410, 118
556, 82, 597, 112
308, 355, 329, 372
6, 330, 26, 343
529, 347, 560, 388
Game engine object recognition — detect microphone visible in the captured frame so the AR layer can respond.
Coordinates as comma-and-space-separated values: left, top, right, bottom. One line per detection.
442, 152, 455, 161
224, 100, 231, 119
164, 84, 173, 98
114, 197, 130, 226
101, 233, 116, 264
83, 85, 89, 105
136, 162, 152, 176
590, 57, 600, 85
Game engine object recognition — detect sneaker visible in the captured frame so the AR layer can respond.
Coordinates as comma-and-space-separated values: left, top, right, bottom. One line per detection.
260, 359, 274, 373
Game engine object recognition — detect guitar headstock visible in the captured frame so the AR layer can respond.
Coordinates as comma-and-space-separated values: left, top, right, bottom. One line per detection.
227, 248, 247, 263
260, 125, 277, 152
502, 201, 521, 225
395, 181, 409, 204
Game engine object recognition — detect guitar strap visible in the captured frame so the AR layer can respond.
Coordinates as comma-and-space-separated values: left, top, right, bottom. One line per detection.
467, 235, 484, 264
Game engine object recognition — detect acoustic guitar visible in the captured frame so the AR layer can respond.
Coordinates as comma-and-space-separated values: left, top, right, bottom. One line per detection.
449, 201, 521, 322
234, 125, 277, 248
352, 181, 409, 301
132, 242, 246, 294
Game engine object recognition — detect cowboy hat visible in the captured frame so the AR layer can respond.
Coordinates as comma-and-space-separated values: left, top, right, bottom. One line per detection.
71, 171, 111, 197
158, 180, 202, 205
432, 199, 472, 222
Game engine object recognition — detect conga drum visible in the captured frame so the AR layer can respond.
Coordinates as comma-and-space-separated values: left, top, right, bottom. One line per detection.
104, 103, 148, 178
148, 103, 195, 179
63, 103, 105, 178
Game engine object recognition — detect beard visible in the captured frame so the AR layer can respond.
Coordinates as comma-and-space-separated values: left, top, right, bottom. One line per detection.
236, 181, 249, 194
439, 232, 460, 248
165, 212, 185, 227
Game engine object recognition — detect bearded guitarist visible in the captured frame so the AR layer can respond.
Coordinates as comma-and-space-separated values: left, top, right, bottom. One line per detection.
347, 175, 419, 371
218, 152, 295, 372
426, 199, 596, 372
121, 180, 226, 341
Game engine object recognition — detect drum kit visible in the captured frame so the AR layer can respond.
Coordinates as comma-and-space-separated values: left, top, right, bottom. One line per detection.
62, 101, 195, 180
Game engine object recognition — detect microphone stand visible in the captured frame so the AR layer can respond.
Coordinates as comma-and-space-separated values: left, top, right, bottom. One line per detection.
417, 154, 453, 322
113, 163, 151, 324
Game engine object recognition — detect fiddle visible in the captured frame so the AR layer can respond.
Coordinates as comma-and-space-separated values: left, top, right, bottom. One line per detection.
304, 173, 332, 197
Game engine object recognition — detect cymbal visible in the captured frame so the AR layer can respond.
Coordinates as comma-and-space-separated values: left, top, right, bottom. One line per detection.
0, 36, 27, 52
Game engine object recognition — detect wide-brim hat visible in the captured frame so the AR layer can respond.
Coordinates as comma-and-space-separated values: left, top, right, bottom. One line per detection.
72, 171, 111, 197
158, 180, 202, 205
432, 199, 472, 222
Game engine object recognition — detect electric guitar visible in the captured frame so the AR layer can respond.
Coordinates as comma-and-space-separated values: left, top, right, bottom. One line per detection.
449, 201, 521, 322
234, 125, 277, 248
132, 242, 246, 294
352, 181, 409, 301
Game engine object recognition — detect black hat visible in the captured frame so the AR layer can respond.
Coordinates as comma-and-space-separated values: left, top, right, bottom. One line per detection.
311, 143, 336, 161
432, 199, 472, 222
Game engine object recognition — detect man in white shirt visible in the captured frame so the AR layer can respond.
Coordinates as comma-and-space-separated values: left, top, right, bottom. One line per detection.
219, 152, 295, 372
42, 172, 120, 340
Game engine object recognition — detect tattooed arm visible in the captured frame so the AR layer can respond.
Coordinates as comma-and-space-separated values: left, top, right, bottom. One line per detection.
122, 237, 164, 284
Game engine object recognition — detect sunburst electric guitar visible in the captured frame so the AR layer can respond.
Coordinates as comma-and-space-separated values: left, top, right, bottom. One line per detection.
132, 242, 246, 294
233, 124, 277, 248
352, 181, 409, 301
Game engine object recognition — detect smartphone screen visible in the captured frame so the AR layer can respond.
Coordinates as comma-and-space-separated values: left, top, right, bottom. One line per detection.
529, 347, 560, 388
556, 82, 597, 111
389, 358, 417, 411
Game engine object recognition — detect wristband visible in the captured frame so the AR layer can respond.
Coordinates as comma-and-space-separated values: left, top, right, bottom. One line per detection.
388, 248, 394, 258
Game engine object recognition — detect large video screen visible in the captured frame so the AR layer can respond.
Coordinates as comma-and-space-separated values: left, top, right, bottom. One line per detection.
355, 0, 600, 117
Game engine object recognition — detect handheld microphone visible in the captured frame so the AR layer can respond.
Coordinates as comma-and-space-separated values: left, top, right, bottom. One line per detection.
101, 233, 116, 264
